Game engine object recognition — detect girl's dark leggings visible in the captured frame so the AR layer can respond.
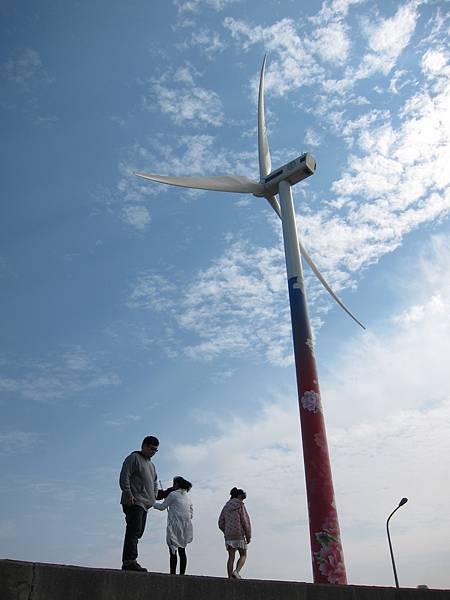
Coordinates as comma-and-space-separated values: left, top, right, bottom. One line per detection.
169, 547, 187, 575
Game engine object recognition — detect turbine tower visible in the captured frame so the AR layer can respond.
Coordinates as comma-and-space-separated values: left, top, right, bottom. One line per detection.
135, 56, 364, 585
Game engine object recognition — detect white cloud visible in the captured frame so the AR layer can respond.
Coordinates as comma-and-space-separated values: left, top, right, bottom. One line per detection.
118, 133, 260, 204
223, 3, 420, 107
154, 83, 224, 127
126, 274, 177, 311
324, 234, 450, 424
310, 0, 364, 25
135, 235, 450, 587
180, 29, 226, 58
126, 68, 450, 362
124, 50, 450, 361
122, 6, 450, 356
1, 48, 50, 89
121, 204, 151, 231
224, 17, 326, 96
34, 114, 59, 127
128, 240, 292, 365
174, 0, 238, 13
388, 69, 412, 94
104, 414, 141, 427
304, 127, 322, 147
421, 47, 450, 80
0, 430, 41, 455
149, 65, 224, 127
355, 4, 418, 79
0, 347, 121, 403
301, 59, 450, 278
312, 21, 351, 65
157, 396, 450, 586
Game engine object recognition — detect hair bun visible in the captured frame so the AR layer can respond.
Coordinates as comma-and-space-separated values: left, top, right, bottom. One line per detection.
230, 487, 238, 495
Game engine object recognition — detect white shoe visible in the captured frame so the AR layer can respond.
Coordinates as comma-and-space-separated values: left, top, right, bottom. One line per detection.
232, 570, 241, 579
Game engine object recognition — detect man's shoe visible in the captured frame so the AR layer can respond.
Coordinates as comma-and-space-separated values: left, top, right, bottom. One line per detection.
122, 560, 147, 572
232, 570, 241, 579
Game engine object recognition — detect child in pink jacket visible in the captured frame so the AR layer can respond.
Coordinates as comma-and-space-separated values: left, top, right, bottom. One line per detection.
218, 487, 251, 579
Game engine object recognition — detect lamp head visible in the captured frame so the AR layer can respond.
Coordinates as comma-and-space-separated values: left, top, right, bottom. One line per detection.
399, 497, 408, 507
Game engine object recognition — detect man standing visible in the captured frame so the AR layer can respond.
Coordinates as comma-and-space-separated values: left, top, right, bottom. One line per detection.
119, 435, 160, 571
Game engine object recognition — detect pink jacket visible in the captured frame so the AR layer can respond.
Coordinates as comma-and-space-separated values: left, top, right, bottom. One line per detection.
218, 498, 251, 541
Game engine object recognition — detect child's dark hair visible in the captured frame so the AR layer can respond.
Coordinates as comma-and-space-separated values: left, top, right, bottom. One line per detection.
230, 487, 246, 499
173, 476, 192, 491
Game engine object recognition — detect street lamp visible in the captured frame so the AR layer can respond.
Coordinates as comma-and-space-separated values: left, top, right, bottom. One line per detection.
386, 497, 408, 588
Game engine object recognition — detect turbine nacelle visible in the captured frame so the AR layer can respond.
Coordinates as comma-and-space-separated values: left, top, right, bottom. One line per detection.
255, 152, 316, 198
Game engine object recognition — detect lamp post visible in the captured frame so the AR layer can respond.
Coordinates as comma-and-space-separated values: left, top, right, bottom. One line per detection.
386, 497, 408, 588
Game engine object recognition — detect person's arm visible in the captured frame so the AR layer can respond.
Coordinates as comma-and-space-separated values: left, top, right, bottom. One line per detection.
153, 493, 174, 511
241, 504, 252, 543
119, 455, 135, 505
190, 499, 194, 520
153, 469, 159, 498
218, 507, 225, 532
157, 486, 174, 500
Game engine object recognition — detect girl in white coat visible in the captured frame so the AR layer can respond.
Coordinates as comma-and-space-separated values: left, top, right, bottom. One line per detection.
153, 476, 193, 575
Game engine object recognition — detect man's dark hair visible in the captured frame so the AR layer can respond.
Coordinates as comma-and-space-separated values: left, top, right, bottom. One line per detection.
142, 436, 159, 448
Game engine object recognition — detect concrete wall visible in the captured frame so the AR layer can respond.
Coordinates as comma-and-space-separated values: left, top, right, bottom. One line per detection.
1, 560, 448, 600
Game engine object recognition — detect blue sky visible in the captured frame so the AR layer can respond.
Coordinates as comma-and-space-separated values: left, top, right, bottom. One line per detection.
1, 0, 450, 589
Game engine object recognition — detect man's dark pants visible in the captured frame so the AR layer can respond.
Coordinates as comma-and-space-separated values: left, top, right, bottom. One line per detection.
122, 504, 147, 563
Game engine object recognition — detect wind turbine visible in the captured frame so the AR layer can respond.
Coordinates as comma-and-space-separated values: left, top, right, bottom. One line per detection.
135, 56, 363, 584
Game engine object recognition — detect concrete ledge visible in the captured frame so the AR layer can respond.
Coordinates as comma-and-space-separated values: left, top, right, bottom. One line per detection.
0, 560, 448, 600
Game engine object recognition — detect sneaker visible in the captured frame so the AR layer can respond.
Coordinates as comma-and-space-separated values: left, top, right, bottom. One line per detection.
232, 570, 241, 579
122, 561, 147, 572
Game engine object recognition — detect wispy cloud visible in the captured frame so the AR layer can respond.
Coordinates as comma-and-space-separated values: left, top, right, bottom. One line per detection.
125, 76, 450, 363
114, 132, 260, 230
224, 17, 326, 96
0, 346, 121, 403
298, 51, 450, 283
0, 430, 41, 455
120, 204, 151, 231
311, 20, 352, 65
127, 239, 293, 365
103, 414, 141, 427
120, 2, 449, 358
304, 127, 322, 147
142, 236, 450, 585
174, 0, 238, 13
125, 50, 450, 362
161, 394, 450, 585
178, 29, 227, 58
1, 48, 51, 90
126, 274, 177, 311
149, 65, 224, 127
353, 3, 419, 80
224, 2, 420, 105
1, 47, 55, 123
310, 0, 364, 25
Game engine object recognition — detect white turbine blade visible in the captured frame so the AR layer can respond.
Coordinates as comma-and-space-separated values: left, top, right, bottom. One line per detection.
265, 194, 281, 218
299, 242, 366, 330
135, 172, 264, 195
258, 54, 272, 179
264, 195, 365, 329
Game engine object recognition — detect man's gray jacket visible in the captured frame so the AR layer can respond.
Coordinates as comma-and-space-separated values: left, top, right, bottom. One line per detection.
119, 451, 158, 511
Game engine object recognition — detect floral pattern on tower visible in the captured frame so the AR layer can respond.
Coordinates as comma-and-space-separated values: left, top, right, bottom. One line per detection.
314, 514, 346, 585
301, 390, 322, 413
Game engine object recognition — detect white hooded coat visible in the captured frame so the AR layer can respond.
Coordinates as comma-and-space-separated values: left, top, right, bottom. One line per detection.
153, 489, 193, 552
